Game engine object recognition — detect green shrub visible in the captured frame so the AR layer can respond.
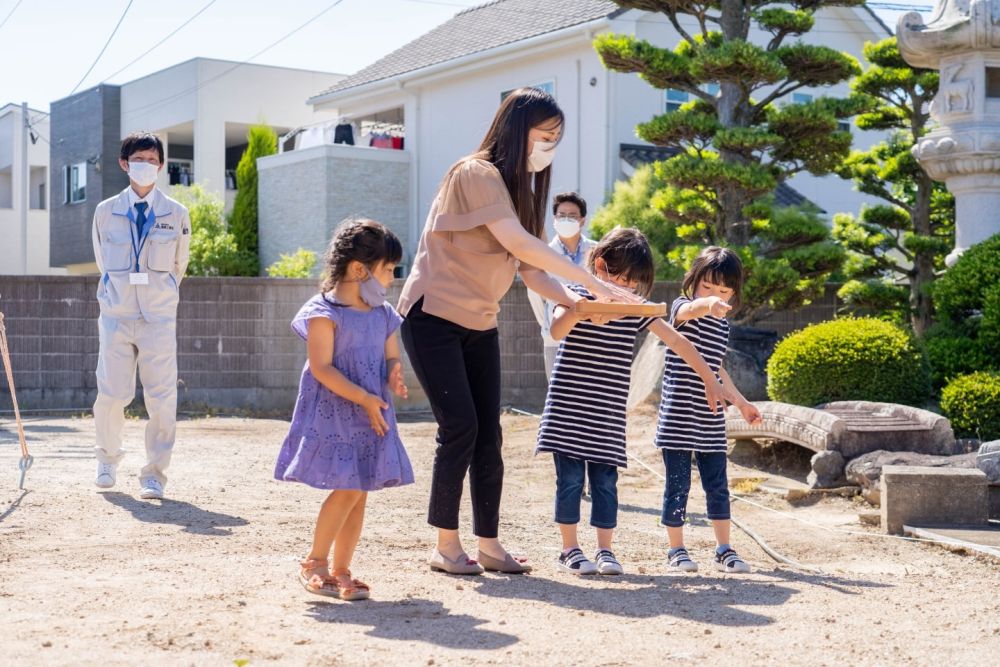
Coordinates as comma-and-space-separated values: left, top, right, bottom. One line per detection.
924, 233, 1000, 386
921, 323, 993, 388
940, 372, 1000, 440
932, 233, 1000, 323
170, 184, 256, 277
266, 248, 317, 279
767, 317, 931, 407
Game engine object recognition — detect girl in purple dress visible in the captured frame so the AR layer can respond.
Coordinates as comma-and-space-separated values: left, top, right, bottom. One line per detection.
275, 218, 413, 601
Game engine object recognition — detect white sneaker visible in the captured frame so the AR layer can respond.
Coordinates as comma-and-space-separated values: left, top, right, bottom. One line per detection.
715, 547, 751, 574
95, 462, 117, 489
556, 547, 598, 575
139, 478, 164, 500
594, 549, 624, 575
667, 547, 699, 573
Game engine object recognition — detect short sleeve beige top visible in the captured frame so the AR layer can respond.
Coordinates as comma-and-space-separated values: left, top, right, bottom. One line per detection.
398, 158, 520, 331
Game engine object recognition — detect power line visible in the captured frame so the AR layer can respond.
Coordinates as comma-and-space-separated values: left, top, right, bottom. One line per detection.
68, 0, 136, 96
122, 0, 347, 119
100, 0, 220, 84
0, 0, 25, 33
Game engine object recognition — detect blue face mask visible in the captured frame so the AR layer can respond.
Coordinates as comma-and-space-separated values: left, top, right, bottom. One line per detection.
359, 269, 387, 307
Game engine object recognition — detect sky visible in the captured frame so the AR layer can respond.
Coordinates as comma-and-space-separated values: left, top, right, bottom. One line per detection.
0, 0, 937, 115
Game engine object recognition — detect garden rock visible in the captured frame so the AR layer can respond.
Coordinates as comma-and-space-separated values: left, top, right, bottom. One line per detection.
846, 450, 978, 505
977, 440, 1000, 484
807, 450, 846, 489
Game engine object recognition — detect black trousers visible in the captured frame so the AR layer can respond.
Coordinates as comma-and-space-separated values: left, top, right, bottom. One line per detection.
400, 299, 504, 538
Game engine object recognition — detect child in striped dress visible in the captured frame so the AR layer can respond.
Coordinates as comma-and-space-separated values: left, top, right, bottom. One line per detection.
535, 229, 725, 576
655, 246, 762, 574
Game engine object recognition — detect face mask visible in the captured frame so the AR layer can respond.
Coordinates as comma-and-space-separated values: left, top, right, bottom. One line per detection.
527, 140, 556, 172
553, 216, 581, 238
128, 161, 159, 187
359, 269, 388, 307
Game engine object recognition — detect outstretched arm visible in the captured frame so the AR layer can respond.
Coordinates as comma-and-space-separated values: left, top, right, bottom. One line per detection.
648, 318, 725, 414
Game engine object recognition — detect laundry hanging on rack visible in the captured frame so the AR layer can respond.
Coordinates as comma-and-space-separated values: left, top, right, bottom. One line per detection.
334, 122, 355, 145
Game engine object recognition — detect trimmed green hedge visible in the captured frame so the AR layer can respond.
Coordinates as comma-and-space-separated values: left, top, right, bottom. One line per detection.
767, 317, 932, 407
940, 372, 1000, 440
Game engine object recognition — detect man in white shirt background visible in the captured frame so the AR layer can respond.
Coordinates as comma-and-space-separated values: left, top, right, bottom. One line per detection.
528, 192, 598, 379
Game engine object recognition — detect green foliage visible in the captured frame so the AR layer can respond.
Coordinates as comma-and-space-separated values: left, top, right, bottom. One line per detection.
923, 234, 1000, 386
940, 372, 1000, 440
836, 278, 909, 324
169, 184, 256, 277
766, 317, 932, 407
266, 248, 318, 279
835, 37, 953, 334
228, 124, 277, 276
595, 1, 861, 323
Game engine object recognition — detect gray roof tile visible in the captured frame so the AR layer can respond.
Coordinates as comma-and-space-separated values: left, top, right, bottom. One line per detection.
312, 0, 620, 99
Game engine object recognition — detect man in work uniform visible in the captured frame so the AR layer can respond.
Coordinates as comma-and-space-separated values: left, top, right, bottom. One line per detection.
91, 131, 191, 500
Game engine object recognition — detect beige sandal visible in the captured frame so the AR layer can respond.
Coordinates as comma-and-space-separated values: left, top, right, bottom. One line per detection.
332, 568, 370, 601
299, 558, 341, 598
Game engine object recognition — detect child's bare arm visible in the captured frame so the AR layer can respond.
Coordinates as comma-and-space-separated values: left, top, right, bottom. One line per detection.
384, 332, 408, 400
548, 304, 581, 341
719, 366, 762, 425
674, 296, 732, 322
307, 318, 389, 435
648, 318, 725, 414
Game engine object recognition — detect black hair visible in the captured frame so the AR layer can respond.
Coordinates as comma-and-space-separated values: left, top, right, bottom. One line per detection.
466, 87, 564, 238
320, 218, 403, 294
681, 246, 745, 307
552, 192, 587, 218
120, 131, 165, 163
587, 227, 655, 299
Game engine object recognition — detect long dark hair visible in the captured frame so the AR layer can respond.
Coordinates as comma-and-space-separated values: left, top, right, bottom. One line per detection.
320, 218, 402, 294
681, 246, 744, 307
467, 87, 564, 238
587, 227, 655, 299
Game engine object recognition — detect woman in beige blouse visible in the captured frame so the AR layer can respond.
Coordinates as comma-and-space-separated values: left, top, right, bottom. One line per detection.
398, 88, 630, 575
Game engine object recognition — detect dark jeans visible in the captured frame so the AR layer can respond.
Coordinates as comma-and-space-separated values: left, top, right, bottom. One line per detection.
660, 449, 730, 528
400, 299, 504, 538
553, 454, 618, 529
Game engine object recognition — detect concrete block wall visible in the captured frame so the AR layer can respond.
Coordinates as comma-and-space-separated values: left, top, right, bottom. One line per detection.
0, 276, 841, 415
258, 145, 411, 275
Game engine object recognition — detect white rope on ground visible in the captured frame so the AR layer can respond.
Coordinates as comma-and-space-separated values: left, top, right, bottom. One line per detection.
0, 307, 33, 489
505, 405, 816, 570
504, 405, 997, 556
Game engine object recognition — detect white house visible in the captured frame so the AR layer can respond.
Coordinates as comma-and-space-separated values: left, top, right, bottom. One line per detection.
262, 0, 892, 268
49, 58, 345, 273
0, 103, 63, 275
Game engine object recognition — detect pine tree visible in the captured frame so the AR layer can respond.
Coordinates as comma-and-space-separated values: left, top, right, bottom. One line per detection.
594, 0, 865, 322
833, 37, 953, 335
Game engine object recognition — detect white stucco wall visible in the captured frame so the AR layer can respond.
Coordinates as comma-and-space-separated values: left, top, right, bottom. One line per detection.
120, 59, 344, 201
0, 105, 60, 275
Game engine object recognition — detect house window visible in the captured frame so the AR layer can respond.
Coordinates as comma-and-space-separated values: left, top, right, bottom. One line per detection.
501, 80, 555, 101
792, 92, 813, 104
664, 83, 720, 112
838, 121, 851, 132
64, 162, 86, 204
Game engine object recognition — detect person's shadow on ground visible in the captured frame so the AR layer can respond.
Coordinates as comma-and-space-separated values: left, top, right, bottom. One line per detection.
303, 598, 518, 649
100, 491, 248, 536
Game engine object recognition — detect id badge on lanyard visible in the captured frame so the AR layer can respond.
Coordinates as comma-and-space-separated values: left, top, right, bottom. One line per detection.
127, 206, 155, 286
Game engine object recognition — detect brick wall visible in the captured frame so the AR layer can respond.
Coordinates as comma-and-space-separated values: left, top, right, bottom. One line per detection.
0, 276, 841, 414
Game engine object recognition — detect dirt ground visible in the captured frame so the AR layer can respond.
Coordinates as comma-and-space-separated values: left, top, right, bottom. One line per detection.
2, 408, 999, 666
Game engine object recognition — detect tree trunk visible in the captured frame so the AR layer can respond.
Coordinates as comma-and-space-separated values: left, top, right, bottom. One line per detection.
910, 173, 934, 335
716, 1, 752, 246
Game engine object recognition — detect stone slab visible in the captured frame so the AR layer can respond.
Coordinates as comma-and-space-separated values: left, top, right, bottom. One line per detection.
881, 465, 989, 534
902, 525, 1000, 561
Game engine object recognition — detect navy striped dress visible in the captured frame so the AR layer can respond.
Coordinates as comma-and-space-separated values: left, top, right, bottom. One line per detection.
535, 285, 654, 468
655, 296, 729, 452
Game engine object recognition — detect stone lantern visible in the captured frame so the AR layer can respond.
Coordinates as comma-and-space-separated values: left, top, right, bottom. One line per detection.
898, 0, 1000, 264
